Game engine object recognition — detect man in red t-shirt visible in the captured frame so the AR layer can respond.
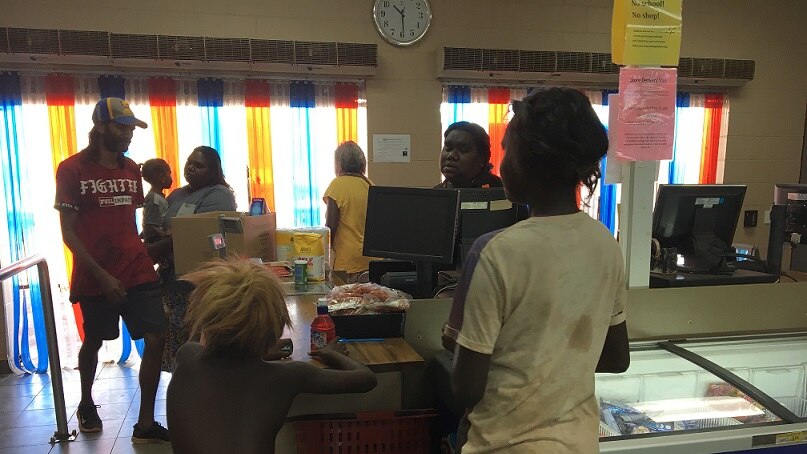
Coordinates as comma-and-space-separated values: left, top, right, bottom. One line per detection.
54, 98, 169, 444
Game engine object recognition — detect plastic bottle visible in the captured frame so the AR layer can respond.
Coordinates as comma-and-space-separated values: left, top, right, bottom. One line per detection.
310, 297, 336, 352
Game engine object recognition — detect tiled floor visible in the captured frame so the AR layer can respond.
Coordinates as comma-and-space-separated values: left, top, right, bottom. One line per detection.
0, 362, 173, 453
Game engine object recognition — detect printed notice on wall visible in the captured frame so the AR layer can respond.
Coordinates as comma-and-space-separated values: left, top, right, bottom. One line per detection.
604, 93, 625, 184
372, 134, 411, 163
614, 67, 677, 161
612, 0, 682, 66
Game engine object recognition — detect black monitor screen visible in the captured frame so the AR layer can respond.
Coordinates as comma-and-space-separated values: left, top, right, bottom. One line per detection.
652, 184, 746, 272
363, 186, 459, 263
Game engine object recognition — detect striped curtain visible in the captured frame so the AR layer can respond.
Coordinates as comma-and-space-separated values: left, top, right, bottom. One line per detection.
148, 78, 181, 191
700, 94, 726, 184
245, 79, 275, 211
0, 72, 48, 373
336, 83, 359, 144
0, 74, 367, 371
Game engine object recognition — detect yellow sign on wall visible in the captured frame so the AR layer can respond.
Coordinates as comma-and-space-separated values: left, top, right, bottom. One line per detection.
612, 0, 682, 66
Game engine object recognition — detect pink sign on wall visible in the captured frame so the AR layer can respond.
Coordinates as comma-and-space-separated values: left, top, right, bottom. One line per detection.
614, 67, 677, 161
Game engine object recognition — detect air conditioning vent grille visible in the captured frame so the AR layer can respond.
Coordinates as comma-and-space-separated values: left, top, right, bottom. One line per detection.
251, 39, 294, 64
8, 28, 60, 54
337, 43, 377, 67
444, 47, 483, 71
158, 35, 205, 61
0, 28, 8, 54
294, 41, 338, 66
204, 37, 251, 62
111, 33, 159, 59
724, 59, 755, 80
690, 58, 725, 79
677, 57, 694, 77
557, 51, 592, 73
519, 50, 556, 72
59, 29, 109, 56
482, 49, 519, 72
591, 53, 619, 74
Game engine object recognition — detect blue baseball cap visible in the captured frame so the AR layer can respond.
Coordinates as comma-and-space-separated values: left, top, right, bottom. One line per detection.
92, 97, 148, 128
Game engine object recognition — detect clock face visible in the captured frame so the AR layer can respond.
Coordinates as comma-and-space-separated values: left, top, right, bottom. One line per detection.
373, 0, 432, 47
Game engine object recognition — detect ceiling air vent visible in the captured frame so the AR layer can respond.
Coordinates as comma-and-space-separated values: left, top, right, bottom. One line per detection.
337, 43, 377, 67
482, 49, 519, 72
251, 39, 294, 64
444, 47, 483, 71
7, 28, 60, 54
438, 46, 754, 88
677, 57, 693, 77
111, 33, 158, 59
724, 59, 754, 80
520, 50, 556, 73
690, 58, 725, 79
204, 37, 251, 62
59, 29, 109, 57
294, 41, 338, 65
158, 35, 205, 61
0, 28, 10, 54
557, 51, 592, 73
591, 53, 619, 74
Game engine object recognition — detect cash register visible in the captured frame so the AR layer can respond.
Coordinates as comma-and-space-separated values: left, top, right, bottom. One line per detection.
649, 184, 779, 288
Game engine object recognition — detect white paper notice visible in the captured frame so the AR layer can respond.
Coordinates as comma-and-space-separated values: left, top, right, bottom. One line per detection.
372, 134, 411, 163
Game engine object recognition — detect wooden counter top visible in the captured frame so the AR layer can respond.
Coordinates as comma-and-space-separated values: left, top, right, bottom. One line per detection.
284, 294, 424, 372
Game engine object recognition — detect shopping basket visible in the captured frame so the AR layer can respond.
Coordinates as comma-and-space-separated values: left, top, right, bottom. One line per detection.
291, 409, 437, 453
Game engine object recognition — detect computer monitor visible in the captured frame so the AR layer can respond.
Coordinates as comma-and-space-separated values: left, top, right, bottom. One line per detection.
363, 186, 459, 298
652, 184, 746, 273
455, 187, 525, 267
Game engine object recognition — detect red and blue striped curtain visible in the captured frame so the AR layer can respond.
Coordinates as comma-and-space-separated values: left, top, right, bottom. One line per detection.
1, 72, 49, 373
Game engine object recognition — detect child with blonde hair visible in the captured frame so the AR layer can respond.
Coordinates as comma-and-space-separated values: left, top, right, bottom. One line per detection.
166, 258, 377, 454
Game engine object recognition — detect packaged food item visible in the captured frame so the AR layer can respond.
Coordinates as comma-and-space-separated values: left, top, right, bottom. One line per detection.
276, 227, 331, 269
293, 232, 326, 281
325, 283, 411, 315
599, 399, 673, 435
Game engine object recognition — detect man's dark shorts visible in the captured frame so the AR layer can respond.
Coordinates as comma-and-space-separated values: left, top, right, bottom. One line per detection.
77, 281, 167, 340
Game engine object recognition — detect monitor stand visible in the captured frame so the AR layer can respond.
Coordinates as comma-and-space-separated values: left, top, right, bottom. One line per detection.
680, 234, 732, 274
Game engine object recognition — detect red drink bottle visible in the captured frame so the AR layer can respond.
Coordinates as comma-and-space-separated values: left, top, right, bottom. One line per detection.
310, 297, 336, 352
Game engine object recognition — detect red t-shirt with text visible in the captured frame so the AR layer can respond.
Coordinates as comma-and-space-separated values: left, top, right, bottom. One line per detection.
54, 151, 157, 300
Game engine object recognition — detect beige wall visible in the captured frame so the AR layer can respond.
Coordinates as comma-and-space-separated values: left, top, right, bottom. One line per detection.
1, 1, 805, 360
1, 0, 805, 249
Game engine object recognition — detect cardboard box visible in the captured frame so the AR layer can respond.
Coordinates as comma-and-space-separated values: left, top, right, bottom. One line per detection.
172, 211, 276, 275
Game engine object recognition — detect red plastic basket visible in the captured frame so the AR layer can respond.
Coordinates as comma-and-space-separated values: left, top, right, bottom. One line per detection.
292, 410, 436, 453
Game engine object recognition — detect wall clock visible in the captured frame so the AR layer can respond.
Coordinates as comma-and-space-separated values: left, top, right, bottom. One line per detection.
373, 0, 432, 47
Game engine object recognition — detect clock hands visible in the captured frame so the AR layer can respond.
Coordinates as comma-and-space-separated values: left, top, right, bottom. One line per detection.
393, 4, 405, 33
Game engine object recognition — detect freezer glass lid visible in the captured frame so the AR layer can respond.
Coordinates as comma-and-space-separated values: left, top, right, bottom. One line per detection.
596, 346, 783, 438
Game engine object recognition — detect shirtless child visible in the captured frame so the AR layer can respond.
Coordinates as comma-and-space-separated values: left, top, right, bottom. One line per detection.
166, 258, 377, 454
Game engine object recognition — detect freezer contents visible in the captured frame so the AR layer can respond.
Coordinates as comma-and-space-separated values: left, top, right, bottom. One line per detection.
599, 387, 779, 438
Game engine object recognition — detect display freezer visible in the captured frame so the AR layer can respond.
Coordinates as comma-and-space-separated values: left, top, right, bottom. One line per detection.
597, 334, 807, 453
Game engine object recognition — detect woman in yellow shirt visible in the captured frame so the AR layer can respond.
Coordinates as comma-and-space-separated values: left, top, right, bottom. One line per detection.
323, 141, 374, 283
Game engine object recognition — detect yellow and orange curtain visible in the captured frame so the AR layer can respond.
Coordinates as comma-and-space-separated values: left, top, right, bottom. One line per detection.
148, 78, 181, 191
245, 79, 275, 211
44, 74, 84, 339
336, 83, 360, 144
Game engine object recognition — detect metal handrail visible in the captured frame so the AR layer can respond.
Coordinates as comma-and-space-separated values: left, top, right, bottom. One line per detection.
0, 255, 76, 443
